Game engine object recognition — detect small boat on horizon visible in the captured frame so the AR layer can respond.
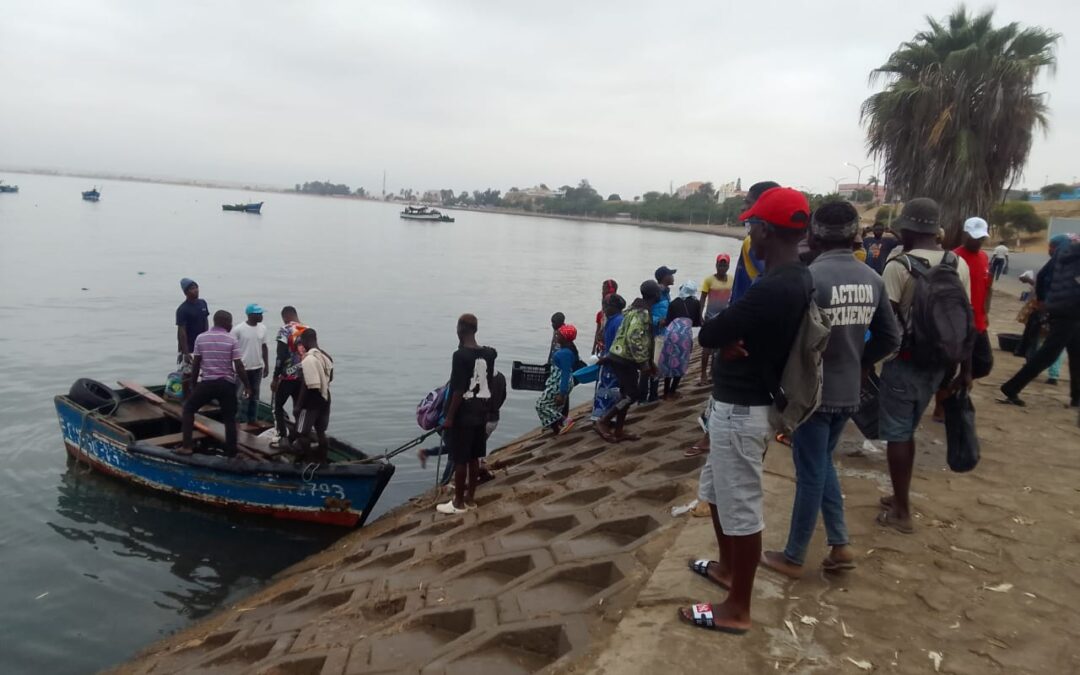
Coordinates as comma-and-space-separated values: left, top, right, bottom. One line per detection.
0, 182, 18, 193
223, 201, 263, 213
54, 379, 395, 527
82, 188, 100, 202
400, 205, 454, 222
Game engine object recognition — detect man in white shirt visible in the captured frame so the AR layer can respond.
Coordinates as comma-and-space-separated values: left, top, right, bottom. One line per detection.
231, 303, 269, 423
990, 243, 1009, 281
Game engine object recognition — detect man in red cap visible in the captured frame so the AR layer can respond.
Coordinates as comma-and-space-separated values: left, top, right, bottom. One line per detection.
682, 187, 814, 634
698, 253, 733, 385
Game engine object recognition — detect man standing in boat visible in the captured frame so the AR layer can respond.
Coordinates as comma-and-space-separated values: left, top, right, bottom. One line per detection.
178, 310, 251, 456
271, 306, 307, 448
293, 329, 333, 463
175, 278, 209, 399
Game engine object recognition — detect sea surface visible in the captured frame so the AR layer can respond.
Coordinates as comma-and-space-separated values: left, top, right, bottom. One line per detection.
0, 173, 740, 673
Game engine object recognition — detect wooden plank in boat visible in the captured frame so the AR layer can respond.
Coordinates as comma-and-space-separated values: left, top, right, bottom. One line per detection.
118, 380, 275, 458
143, 431, 206, 447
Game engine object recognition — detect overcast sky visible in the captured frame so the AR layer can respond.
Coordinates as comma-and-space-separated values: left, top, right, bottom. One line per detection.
2, 1, 1076, 196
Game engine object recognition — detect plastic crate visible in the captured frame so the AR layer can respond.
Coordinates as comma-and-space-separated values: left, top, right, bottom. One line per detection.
511, 361, 550, 391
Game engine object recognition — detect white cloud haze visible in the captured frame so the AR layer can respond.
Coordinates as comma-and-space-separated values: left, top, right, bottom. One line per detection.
2, 0, 1077, 196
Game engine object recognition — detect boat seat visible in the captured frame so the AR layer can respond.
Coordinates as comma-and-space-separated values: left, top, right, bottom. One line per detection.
143, 431, 206, 447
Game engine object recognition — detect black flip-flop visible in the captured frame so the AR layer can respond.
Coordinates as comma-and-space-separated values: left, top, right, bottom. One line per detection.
687, 559, 730, 590
677, 604, 748, 635
997, 394, 1026, 407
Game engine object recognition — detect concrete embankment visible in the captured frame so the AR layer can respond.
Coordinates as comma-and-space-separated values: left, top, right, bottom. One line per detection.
116, 290, 1078, 674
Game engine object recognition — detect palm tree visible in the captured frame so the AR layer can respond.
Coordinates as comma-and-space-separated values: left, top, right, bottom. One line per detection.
861, 6, 1059, 245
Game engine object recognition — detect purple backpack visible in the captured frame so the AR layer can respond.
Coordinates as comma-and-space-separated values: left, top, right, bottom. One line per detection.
416, 384, 449, 431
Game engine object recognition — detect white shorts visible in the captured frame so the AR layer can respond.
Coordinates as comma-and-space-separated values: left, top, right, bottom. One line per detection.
697, 401, 771, 536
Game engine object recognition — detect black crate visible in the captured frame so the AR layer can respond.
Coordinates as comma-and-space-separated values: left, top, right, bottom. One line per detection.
511, 361, 550, 392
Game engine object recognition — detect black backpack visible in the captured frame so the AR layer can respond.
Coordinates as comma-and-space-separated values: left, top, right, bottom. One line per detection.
893, 252, 975, 369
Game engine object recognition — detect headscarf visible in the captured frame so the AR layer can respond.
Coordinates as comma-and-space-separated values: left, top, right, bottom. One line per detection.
678, 280, 698, 299
557, 324, 578, 342
601, 279, 618, 297
1050, 233, 1072, 252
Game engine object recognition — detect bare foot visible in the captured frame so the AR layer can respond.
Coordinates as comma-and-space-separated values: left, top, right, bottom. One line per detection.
761, 550, 803, 579
615, 430, 641, 442
416, 447, 427, 469
594, 423, 618, 443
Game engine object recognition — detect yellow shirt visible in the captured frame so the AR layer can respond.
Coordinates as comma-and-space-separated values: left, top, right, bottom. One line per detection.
700, 274, 733, 319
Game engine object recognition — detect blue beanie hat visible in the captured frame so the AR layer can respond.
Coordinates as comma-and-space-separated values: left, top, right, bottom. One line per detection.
180, 277, 197, 292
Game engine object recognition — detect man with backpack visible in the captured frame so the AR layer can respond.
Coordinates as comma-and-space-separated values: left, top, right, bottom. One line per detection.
595, 280, 662, 443
761, 201, 900, 580
680, 187, 814, 635
878, 198, 973, 534
437, 314, 498, 515
1000, 233, 1080, 408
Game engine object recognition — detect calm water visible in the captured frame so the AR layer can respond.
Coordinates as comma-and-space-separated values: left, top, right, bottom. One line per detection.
0, 174, 740, 673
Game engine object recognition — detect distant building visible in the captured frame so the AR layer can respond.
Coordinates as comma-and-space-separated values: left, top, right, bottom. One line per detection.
836, 183, 886, 202
502, 184, 566, 205
676, 181, 705, 199
716, 181, 745, 202
1029, 184, 1080, 202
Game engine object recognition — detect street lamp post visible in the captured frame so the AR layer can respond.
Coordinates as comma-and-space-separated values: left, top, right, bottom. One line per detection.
828, 176, 848, 194
845, 162, 874, 200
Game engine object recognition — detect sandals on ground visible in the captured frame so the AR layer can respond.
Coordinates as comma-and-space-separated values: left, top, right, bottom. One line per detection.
677, 604, 748, 635
687, 559, 730, 590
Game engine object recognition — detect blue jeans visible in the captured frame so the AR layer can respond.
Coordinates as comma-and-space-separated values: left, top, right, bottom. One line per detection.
783, 412, 851, 566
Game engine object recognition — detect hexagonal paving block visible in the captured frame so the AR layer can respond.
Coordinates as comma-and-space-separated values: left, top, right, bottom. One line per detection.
253, 588, 356, 636
553, 514, 662, 560
426, 615, 589, 675
426, 549, 552, 604
348, 601, 497, 673
534, 485, 615, 513
490, 514, 582, 553
499, 557, 635, 622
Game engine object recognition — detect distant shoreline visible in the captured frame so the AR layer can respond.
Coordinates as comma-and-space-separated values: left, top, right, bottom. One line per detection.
1, 167, 746, 240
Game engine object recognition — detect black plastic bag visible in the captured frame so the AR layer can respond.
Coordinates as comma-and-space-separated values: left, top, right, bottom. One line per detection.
944, 390, 980, 472
851, 371, 881, 440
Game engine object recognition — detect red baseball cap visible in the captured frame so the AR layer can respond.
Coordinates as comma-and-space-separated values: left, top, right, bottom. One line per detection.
739, 187, 810, 229
716, 253, 731, 264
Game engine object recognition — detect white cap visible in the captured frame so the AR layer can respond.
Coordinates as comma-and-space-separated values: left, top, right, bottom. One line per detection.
963, 216, 989, 239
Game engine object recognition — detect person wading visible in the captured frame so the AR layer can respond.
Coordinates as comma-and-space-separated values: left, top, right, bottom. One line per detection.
761, 200, 900, 580
681, 187, 813, 634
437, 314, 498, 515
178, 310, 250, 456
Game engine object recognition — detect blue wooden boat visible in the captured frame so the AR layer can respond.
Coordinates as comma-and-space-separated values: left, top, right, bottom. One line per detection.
223, 201, 263, 213
0, 182, 18, 193
54, 380, 395, 527
82, 188, 100, 201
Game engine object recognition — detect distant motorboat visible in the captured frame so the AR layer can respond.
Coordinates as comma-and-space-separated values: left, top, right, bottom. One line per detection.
223, 202, 263, 213
82, 188, 100, 202
0, 182, 18, 193
400, 205, 454, 222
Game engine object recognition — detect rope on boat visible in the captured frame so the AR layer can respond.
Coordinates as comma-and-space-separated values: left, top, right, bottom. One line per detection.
73, 391, 143, 477
382, 428, 440, 461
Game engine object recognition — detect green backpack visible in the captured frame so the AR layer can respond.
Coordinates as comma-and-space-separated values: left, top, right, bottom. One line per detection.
609, 307, 653, 365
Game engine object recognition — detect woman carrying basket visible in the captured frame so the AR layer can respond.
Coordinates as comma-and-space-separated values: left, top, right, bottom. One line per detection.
536, 324, 580, 435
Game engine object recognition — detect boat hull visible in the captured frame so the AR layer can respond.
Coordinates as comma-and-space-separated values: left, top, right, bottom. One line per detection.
400, 213, 442, 221
54, 396, 394, 527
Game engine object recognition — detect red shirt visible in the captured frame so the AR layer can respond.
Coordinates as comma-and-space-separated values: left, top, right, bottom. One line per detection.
953, 246, 989, 332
